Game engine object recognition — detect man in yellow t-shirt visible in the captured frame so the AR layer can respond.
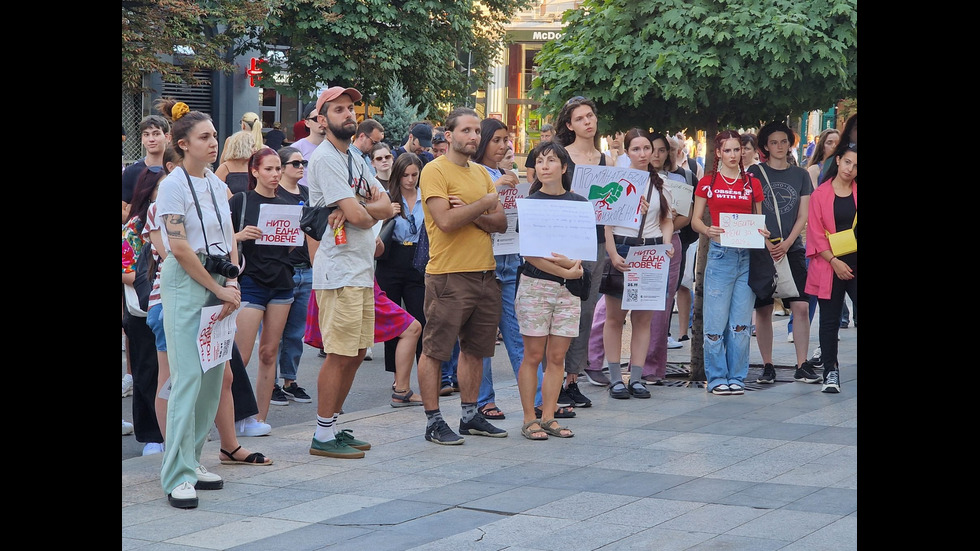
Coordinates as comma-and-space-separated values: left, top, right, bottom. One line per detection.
417, 107, 508, 445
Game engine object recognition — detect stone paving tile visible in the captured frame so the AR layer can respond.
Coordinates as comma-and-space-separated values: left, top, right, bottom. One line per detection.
461, 485, 578, 514
659, 502, 768, 533
783, 487, 858, 516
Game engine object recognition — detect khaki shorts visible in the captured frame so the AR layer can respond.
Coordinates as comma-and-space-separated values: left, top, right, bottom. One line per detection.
316, 287, 375, 357
422, 271, 501, 361
515, 274, 581, 338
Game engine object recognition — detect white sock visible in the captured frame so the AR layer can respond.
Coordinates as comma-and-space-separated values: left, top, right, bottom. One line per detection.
314, 414, 335, 442
331, 413, 342, 436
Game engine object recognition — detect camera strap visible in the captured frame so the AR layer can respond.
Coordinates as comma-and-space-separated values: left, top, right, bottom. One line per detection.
182, 167, 228, 257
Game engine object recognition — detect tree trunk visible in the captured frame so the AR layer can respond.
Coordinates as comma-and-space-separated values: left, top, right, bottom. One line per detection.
689, 119, 719, 382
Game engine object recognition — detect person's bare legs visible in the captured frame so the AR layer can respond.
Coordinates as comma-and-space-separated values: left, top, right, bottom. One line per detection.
518, 337, 546, 425
676, 284, 692, 338
392, 320, 422, 402
154, 350, 170, 438
254, 304, 291, 422
755, 304, 775, 365
417, 354, 444, 410
213, 363, 268, 463
628, 310, 653, 373
317, 351, 365, 418
790, 300, 811, 367
456, 350, 483, 404
603, 296, 629, 380
540, 336, 573, 436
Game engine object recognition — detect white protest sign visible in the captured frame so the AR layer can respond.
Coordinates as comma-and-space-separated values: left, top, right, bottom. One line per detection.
197, 305, 239, 372
662, 172, 693, 217
257, 203, 304, 246
621, 244, 671, 310
719, 213, 766, 249
570, 165, 649, 230
493, 183, 530, 256
516, 198, 598, 261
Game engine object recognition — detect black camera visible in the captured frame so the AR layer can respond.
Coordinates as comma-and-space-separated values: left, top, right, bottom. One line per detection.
204, 255, 240, 278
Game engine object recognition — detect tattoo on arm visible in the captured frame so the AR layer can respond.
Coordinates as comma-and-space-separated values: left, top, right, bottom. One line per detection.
163, 214, 187, 240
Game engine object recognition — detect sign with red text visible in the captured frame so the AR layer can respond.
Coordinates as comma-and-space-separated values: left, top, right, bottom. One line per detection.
493, 183, 530, 255
197, 305, 239, 372
621, 244, 671, 310
719, 213, 766, 249
570, 165, 649, 230
257, 204, 304, 246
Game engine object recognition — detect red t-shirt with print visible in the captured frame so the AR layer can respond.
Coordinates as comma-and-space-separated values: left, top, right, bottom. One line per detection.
694, 172, 764, 226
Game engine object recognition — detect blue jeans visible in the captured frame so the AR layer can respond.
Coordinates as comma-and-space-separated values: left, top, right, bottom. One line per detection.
277, 267, 312, 382
441, 341, 460, 387
703, 241, 754, 390
478, 254, 524, 408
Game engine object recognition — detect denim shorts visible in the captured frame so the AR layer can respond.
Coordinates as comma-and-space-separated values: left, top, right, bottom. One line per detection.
240, 275, 294, 310
146, 303, 167, 352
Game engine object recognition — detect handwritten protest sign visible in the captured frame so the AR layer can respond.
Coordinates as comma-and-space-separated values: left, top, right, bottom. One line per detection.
493, 183, 530, 256
621, 244, 671, 310
516, 198, 597, 261
570, 165, 649, 229
197, 305, 239, 372
662, 172, 693, 217
719, 213, 766, 249
257, 203, 304, 246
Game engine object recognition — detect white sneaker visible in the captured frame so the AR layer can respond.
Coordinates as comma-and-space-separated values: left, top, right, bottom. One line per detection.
142, 442, 165, 456
168, 481, 198, 508
194, 465, 224, 490
122, 374, 134, 397
122, 419, 134, 435
363, 346, 374, 361
236, 416, 271, 437
786, 332, 794, 343
667, 336, 683, 349
774, 310, 788, 316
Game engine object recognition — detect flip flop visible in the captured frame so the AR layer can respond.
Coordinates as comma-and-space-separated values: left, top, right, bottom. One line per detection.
391, 388, 423, 408
220, 445, 273, 466
479, 405, 506, 420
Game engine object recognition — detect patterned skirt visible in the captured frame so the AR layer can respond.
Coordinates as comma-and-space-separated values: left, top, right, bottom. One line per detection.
304, 279, 416, 350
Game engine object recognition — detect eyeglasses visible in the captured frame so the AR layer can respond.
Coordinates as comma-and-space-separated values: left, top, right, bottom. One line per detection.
369, 137, 380, 146
373, 154, 393, 162
285, 160, 309, 168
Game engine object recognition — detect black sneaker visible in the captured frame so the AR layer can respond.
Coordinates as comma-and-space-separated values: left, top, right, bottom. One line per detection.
425, 419, 464, 445
627, 381, 651, 399
793, 362, 821, 384
609, 381, 630, 399
757, 363, 776, 384
270, 384, 289, 406
459, 415, 508, 438
564, 382, 592, 408
822, 369, 841, 393
282, 382, 312, 403
556, 386, 574, 408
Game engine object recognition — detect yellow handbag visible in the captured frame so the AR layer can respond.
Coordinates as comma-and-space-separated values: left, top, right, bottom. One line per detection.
826, 213, 857, 256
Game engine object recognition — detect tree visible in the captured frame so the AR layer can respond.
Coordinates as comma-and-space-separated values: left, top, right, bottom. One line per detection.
122, 0, 269, 94
375, 76, 428, 147
530, 0, 857, 380
261, 0, 533, 118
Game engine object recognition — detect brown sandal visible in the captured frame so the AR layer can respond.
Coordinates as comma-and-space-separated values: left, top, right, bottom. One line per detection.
521, 420, 548, 440
538, 419, 574, 438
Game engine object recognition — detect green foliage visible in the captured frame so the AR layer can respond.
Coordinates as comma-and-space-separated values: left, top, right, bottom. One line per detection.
375, 76, 428, 146
264, 0, 533, 118
531, 0, 857, 135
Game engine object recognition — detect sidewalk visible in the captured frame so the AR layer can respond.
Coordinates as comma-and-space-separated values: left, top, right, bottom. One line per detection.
123, 318, 857, 550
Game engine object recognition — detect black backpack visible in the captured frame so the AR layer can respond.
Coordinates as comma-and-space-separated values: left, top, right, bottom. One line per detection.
132, 242, 154, 313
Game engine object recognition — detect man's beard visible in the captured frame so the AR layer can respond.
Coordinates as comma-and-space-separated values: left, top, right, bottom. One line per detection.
329, 120, 356, 141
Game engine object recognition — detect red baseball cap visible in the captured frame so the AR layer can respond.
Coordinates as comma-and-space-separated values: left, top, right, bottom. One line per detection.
314, 86, 362, 116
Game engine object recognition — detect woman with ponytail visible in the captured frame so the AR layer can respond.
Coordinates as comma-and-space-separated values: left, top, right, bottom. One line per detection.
690, 130, 768, 396
600, 129, 675, 401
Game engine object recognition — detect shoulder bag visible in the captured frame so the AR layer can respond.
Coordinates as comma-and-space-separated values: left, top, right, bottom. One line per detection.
827, 212, 857, 256
599, 176, 656, 295
749, 164, 800, 299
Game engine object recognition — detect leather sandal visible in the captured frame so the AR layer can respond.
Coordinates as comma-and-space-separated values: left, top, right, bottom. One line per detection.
391, 388, 423, 408
220, 445, 273, 466
521, 420, 548, 440
539, 418, 574, 438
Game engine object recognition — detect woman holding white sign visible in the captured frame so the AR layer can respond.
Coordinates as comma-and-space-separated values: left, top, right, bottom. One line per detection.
228, 147, 295, 426
690, 130, 767, 396
155, 99, 241, 508
600, 129, 675, 400
515, 141, 587, 439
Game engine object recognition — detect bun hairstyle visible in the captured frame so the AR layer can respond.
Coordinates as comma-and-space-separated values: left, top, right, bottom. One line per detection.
623, 128, 671, 224
155, 97, 211, 160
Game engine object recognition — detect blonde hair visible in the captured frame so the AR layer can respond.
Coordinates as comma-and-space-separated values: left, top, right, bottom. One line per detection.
221, 130, 257, 163
241, 112, 264, 150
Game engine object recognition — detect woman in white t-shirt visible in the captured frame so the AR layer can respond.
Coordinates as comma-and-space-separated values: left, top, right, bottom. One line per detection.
600, 129, 674, 401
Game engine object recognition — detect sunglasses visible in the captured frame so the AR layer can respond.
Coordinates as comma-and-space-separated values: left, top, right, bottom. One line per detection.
285, 160, 309, 168
306, 117, 319, 123
407, 214, 418, 235
373, 154, 393, 161
566, 95, 587, 105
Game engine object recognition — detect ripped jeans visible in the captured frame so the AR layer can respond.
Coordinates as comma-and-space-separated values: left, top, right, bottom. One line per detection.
703, 240, 754, 390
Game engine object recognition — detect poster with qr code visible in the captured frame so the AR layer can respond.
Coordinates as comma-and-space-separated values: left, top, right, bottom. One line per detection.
620, 244, 671, 310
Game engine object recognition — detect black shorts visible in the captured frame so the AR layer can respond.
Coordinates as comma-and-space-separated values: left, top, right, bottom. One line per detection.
754, 247, 809, 308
